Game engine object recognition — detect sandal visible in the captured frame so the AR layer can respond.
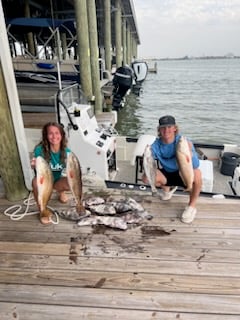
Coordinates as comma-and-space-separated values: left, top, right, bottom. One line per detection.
59, 192, 68, 203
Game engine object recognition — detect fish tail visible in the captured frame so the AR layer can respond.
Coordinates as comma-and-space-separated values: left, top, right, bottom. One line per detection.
40, 208, 52, 218
76, 203, 86, 215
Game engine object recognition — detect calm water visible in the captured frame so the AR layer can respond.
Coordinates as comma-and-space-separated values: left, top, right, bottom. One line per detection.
115, 58, 240, 145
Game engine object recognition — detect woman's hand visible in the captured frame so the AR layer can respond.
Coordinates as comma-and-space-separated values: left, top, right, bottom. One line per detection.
31, 157, 36, 169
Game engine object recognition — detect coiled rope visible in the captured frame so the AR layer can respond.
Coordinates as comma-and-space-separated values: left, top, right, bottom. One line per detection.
3, 192, 59, 224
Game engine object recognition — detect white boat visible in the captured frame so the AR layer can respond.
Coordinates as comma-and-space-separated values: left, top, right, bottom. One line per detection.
24, 84, 240, 199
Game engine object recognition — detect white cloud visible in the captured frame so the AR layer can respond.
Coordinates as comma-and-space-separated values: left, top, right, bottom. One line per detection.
133, 0, 240, 58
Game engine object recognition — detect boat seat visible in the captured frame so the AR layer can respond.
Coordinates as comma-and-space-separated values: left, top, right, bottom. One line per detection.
131, 134, 156, 184
131, 134, 156, 166
199, 160, 213, 192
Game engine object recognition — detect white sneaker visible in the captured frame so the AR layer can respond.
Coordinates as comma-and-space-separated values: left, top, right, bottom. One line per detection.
160, 186, 177, 201
181, 206, 197, 224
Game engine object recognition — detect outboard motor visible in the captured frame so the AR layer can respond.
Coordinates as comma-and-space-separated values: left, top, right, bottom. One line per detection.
131, 61, 148, 95
112, 65, 133, 111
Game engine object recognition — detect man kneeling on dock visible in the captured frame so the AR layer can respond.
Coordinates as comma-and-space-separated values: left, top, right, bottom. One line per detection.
142, 115, 202, 224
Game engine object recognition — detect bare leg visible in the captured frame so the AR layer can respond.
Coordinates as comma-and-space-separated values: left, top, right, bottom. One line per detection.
143, 169, 170, 191
53, 177, 70, 203
32, 177, 39, 208
188, 168, 202, 208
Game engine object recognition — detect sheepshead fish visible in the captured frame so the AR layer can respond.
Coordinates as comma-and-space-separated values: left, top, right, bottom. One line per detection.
77, 215, 128, 230
143, 144, 158, 196
58, 208, 91, 221
126, 197, 153, 220
35, 156, 53, 219
88, 203, 116, 215
176, 136, 194, 192
84, 197, 105, 207
66, 152, 85, 215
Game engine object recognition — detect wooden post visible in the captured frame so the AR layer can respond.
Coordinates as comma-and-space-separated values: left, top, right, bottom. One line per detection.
115, 0, 122, 68
126, 25, 131, 64
122, 18, 127, 65
87, 0, 102, 114
0, 65, 28, 200
24, 0, 36, 57
104, 0, 111, 71
74, 0, 93, 100
61, 32, 67, 60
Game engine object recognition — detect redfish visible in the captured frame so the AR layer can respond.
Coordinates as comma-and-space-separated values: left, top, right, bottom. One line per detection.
66, 152, 86, 215
143, 144, 158, 196
176, 136, 194, 192
35, 156, 53, 220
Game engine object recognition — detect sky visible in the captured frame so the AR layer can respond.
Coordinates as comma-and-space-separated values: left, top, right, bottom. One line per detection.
133, 0, 240, 59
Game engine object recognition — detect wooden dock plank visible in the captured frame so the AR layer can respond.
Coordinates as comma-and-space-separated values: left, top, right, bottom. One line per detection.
1, 302, 238, 320
0, 284, 240, 315
1, 267, 240, 295
0, 189, 240, 318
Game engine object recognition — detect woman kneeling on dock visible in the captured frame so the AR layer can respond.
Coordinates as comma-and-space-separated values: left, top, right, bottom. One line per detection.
142, 115, 202, 224
31, 122, 71, 224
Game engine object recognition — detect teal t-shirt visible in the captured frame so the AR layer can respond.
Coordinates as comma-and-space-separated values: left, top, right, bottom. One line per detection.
34, 145, 71, 182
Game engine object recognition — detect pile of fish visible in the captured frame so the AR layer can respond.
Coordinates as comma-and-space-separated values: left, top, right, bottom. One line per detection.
36, 151, 152, 230
59, 196, 153, 230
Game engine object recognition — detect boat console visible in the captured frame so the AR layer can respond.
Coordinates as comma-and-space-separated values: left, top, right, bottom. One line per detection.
57, 85, 117, 180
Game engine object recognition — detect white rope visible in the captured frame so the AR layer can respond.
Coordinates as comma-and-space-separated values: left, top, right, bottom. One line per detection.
3, 192, 59, 224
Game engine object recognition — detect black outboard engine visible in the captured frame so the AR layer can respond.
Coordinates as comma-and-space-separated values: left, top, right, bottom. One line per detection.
112, 65, 133, 111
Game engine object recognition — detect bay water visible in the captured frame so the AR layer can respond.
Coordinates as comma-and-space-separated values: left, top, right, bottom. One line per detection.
115, 58, 240, 145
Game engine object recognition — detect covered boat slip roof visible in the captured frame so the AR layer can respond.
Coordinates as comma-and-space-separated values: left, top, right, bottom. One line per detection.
0, 186, 240, 318
3, 0, 140, 45
7, 17, 76, 34
6, 17, 77, 50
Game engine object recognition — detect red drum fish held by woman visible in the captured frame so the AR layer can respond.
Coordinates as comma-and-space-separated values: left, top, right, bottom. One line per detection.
35, 156, 54, 223
66, 152, 86, 215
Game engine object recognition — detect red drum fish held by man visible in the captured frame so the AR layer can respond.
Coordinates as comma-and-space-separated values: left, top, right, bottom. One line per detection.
143, 144, 158, 196
66, 152, 86, 216
35, 156, 54, 222
176, 136, 194, 192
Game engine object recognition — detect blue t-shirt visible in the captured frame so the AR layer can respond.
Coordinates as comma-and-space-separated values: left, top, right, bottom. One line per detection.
151, 134, 199, 172
34, 145, 71, 182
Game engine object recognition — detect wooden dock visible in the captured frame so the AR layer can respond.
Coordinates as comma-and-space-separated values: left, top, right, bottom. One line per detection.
0, 185, 240, 319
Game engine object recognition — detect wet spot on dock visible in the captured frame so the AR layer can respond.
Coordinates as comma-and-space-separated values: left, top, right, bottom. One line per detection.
141, 226, 171, 237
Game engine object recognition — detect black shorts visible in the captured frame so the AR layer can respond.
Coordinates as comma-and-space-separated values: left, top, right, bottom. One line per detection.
160, 169, 186, 187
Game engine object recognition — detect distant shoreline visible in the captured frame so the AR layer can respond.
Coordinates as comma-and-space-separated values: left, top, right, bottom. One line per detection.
144, 56, 240, 61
